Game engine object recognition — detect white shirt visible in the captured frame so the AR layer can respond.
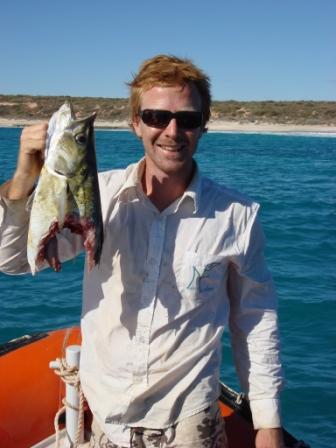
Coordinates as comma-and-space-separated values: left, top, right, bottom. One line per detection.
0, 159, 283, 445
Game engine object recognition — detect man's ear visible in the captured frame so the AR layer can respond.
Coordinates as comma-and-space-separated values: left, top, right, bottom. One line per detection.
132, 116, 142, 139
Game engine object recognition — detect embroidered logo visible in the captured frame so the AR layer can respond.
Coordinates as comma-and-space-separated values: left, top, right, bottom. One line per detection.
186, 262, 220, 292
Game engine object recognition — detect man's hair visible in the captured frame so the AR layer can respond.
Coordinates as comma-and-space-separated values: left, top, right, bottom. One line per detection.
128, 54, 211, 126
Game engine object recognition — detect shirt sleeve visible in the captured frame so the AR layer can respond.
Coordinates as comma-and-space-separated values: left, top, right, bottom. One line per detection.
0, 194, 83, 275
228, 205, 284, 429
0, 195, 32, 274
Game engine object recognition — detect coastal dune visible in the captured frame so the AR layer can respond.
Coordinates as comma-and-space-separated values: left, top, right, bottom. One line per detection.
1, 95, 335, 134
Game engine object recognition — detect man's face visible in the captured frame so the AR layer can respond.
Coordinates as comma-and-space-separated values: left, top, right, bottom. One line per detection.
133, 83, 204, 184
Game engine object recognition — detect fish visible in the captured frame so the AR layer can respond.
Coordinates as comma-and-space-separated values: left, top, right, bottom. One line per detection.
27, 101, 104, 274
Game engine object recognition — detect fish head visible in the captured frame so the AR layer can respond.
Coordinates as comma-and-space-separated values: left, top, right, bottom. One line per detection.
45, 102, 97, 177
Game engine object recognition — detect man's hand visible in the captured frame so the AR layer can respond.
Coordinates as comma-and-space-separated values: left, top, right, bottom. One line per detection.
7, 122, 48, 200
255, 428, 284, 448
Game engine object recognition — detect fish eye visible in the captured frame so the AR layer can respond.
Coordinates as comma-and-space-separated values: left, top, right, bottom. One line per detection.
75, 133, 87, 145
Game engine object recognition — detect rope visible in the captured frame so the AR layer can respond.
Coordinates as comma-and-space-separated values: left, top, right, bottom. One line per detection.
53, 357, 85, 448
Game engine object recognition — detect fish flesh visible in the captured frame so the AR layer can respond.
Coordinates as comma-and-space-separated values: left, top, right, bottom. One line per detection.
27, 102, 103, 274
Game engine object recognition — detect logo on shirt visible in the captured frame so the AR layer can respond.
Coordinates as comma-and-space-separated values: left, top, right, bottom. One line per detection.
186, 262, 220, 292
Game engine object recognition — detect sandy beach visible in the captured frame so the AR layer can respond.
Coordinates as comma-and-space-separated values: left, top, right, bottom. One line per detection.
0, 117, 335, 134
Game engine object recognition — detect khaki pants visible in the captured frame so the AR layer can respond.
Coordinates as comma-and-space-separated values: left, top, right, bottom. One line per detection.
89, 403, 227, 448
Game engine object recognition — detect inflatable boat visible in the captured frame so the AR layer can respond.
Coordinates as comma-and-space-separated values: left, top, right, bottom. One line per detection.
0, 327, 309, 447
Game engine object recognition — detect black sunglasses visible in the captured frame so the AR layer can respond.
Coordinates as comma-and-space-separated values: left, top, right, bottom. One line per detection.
139, 109, 203, 130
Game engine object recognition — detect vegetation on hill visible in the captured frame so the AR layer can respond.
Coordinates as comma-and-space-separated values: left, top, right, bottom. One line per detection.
0, 94, 335, 126
212, 100, 336, 125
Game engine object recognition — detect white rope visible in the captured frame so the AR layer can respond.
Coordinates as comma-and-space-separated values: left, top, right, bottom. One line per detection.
53, 357, 85, 448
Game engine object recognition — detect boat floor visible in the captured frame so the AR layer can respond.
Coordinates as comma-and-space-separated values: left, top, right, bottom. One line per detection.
31, 430, 90, 448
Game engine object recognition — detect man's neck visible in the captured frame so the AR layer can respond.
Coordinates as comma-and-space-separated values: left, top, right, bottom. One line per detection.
142, 163, 195, 212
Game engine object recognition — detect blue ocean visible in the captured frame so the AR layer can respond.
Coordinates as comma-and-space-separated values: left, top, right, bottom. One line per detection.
0, 127, 335, 447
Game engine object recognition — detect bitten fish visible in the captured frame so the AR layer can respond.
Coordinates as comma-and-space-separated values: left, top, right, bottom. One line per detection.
27, 102, 103, 274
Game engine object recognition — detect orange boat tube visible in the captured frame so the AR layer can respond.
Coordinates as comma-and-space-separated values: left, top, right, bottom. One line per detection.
0, 327, 307, 448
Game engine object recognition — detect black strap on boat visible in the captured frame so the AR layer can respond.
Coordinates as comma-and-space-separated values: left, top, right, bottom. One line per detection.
219, 382, 311, 448
0, 332, 48, 356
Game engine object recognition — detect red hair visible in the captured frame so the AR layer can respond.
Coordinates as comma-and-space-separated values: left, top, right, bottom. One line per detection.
128, 54, 211, 126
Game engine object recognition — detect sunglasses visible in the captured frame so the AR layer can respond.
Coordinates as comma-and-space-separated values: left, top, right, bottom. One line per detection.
139, 109, 203, 130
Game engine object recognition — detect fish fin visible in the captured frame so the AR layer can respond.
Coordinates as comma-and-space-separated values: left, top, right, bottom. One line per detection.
72, 111, 97, 127
65, 99, 76, 120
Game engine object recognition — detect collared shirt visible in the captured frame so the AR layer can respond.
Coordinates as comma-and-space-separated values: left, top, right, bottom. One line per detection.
0, 160, 283, 446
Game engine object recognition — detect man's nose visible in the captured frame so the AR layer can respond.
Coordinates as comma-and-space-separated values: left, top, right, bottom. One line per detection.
164, 118, 180, 137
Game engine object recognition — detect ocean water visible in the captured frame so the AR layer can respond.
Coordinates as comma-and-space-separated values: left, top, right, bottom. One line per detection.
0, 127, 335, 447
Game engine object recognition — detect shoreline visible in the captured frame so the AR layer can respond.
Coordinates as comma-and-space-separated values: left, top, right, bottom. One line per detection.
0, 117, 336, 134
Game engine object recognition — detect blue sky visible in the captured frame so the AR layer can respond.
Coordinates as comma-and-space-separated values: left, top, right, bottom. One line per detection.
1, 0, 335, 101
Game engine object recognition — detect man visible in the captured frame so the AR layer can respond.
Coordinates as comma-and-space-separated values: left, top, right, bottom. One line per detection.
0, 55, 284, 447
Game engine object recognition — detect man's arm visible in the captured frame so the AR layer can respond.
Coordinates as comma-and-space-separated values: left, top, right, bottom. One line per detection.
228, 209, 284, 448
255, 428, 284, 448
0, 123, 81, 274
0, 123, 47, 273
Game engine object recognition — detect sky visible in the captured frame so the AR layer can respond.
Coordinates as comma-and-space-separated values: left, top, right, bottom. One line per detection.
1, 0, 335, 101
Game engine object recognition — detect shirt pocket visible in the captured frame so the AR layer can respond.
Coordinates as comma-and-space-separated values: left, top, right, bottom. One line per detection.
177, 251, 228, 304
